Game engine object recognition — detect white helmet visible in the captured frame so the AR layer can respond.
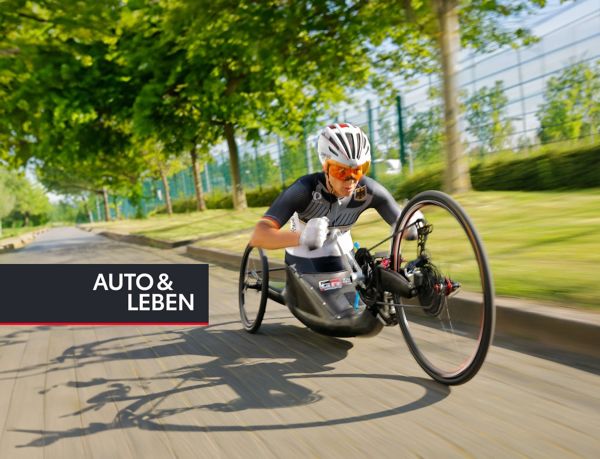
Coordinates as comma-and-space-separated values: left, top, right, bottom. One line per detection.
317, 123, 371, 167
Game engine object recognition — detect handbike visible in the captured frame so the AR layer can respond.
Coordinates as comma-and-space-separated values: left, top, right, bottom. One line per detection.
238, 190, 495, 385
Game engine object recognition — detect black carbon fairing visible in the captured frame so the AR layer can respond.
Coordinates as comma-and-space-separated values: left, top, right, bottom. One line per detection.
284, 264, 382, 338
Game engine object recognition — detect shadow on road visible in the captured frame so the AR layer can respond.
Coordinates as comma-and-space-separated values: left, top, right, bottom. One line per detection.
6, 320, 450, 448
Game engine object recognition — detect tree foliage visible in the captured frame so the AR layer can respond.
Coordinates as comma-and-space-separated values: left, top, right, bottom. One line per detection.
0, 170, 16, 229
465, 80, 514, 155
0, 0, 555, 211
537, 60, 600, 144
405, 104, 444, 166
0, 169, 51, 227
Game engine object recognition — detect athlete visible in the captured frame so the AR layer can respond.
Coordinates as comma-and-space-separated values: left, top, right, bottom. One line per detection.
250, 122, 421, 272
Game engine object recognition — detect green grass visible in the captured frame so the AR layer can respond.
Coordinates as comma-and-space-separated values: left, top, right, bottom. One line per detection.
82, 208, 267, 241
84, 190, 600, 310
0, 225, 47, 241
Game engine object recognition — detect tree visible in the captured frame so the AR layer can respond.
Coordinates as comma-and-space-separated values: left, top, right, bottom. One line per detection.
537, 60, 600, 144
140, 140, 188, 216
0, 0, 147, 213
365, 0, 547, 193
465, 81, 514, 155
1, 170, 51, 228
154, 0, 376, 209
0, 169, 16, 237
405, 104, 444, 166
1, 0, 552, 207
280, 141, 309, 185
376, 108, 398, 160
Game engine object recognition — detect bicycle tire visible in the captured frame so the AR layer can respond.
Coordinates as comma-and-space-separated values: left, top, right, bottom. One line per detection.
238, 244, 269, 333
392, 190, 495, 385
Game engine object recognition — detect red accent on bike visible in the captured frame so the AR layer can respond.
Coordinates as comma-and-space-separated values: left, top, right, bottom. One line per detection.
445, 277, 453, 295
381, 258, 390, 269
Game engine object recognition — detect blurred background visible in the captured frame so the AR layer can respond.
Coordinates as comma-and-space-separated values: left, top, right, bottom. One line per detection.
1, 0, 599, 307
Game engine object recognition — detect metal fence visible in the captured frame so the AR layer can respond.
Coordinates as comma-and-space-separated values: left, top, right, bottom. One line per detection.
101, 1, 600, 220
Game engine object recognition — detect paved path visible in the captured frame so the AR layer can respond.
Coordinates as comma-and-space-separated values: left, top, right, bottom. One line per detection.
0, 228, 598, 458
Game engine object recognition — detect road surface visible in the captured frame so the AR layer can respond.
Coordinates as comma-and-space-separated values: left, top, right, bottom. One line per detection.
0, 228, 598, 458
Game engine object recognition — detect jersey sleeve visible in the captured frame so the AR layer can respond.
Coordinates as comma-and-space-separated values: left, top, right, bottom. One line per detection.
262, 177, 313, 228
368, 178, 402, 226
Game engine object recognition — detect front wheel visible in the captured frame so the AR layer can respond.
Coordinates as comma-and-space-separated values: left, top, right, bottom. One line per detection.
239, 245, 269, 333
392, 191, 495, 385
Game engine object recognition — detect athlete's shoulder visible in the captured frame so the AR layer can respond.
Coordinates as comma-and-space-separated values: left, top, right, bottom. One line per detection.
294, 172, 325, 189
359, 175, 390, 196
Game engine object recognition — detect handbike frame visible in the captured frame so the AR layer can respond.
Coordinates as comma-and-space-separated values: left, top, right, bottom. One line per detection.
255, 223, 426, 337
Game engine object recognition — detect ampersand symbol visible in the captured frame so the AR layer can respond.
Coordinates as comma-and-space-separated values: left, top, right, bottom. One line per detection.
157, 273, 173, 291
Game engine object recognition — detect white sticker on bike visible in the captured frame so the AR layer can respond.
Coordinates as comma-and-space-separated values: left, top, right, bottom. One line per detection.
319, 277, 353, 291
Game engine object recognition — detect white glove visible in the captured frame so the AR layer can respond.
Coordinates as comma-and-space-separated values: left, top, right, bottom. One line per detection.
299, 217, 329, 250
404, 210, 425, 241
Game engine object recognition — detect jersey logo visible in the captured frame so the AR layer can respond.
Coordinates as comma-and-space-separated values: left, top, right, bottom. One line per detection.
312, 191, 322, 201
354, 185, 367, 201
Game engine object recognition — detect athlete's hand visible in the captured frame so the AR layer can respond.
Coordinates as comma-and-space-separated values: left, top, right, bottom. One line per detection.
404, 210, 425, 240
299, 217, 329, 250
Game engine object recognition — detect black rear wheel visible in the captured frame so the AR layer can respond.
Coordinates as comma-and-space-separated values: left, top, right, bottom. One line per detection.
239, 244, 269, 333
392, 190, 495, 385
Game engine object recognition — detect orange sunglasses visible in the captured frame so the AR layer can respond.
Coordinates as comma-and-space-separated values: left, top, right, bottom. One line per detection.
326, 161, 370, 181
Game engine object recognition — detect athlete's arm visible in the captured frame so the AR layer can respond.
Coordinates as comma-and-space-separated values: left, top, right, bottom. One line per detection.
368, 178, 402, 226
249, 176, 313, 249
249, 219, 301, 249
367, 178, 422, 239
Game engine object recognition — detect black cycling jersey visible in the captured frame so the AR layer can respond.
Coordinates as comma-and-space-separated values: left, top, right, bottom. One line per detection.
263, 172, 400, 231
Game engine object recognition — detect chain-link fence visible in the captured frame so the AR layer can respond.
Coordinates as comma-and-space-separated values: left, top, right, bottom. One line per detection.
100, 1, 600, 220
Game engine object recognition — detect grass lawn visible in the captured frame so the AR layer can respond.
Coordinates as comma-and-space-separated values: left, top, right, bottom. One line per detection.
83, 190, 600, 309
81, 208, 267, 241
0, 225, 47, 241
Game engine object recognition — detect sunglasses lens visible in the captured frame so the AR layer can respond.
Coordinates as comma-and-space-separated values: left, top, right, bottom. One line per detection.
329, 163, 368, 181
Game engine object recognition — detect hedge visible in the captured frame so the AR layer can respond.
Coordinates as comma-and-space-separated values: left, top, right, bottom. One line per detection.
152, 186, 282, 214
150, 143, 600, 213
393, 143, 600, 200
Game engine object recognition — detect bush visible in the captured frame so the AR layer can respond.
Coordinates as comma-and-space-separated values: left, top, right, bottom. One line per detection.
205, 192, 234, 209
392, 165, 443, 200
471, 144, 600, 191
392, 143, 600, 199
247, 186, 283, 207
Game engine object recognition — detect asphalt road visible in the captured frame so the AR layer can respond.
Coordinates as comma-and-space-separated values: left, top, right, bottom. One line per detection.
0, 227, 598, 458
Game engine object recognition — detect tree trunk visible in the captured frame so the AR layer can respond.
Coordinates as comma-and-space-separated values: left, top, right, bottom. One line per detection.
190, 146, 207, 211
81, 197, 93, 223
224, 122, 247, 210
113, 196, 121, 220
435, 0, 471, 193
159, 165, 173, 216
102, 187, 111, 221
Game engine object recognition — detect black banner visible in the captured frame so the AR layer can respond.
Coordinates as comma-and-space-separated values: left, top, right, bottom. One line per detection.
0, 265, 209, 325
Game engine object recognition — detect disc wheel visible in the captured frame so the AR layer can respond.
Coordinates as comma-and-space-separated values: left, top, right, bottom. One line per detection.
239, 244, 269, 333
392, 190, 495, 385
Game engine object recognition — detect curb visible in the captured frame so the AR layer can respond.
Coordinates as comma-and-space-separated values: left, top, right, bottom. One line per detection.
0, 228, 49, 253
79, 227, 252, 250
99, 231, 194, 249
186, 245, 600, 359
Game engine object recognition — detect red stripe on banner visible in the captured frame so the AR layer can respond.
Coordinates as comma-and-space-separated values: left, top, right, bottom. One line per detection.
0, 322, 209, 326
